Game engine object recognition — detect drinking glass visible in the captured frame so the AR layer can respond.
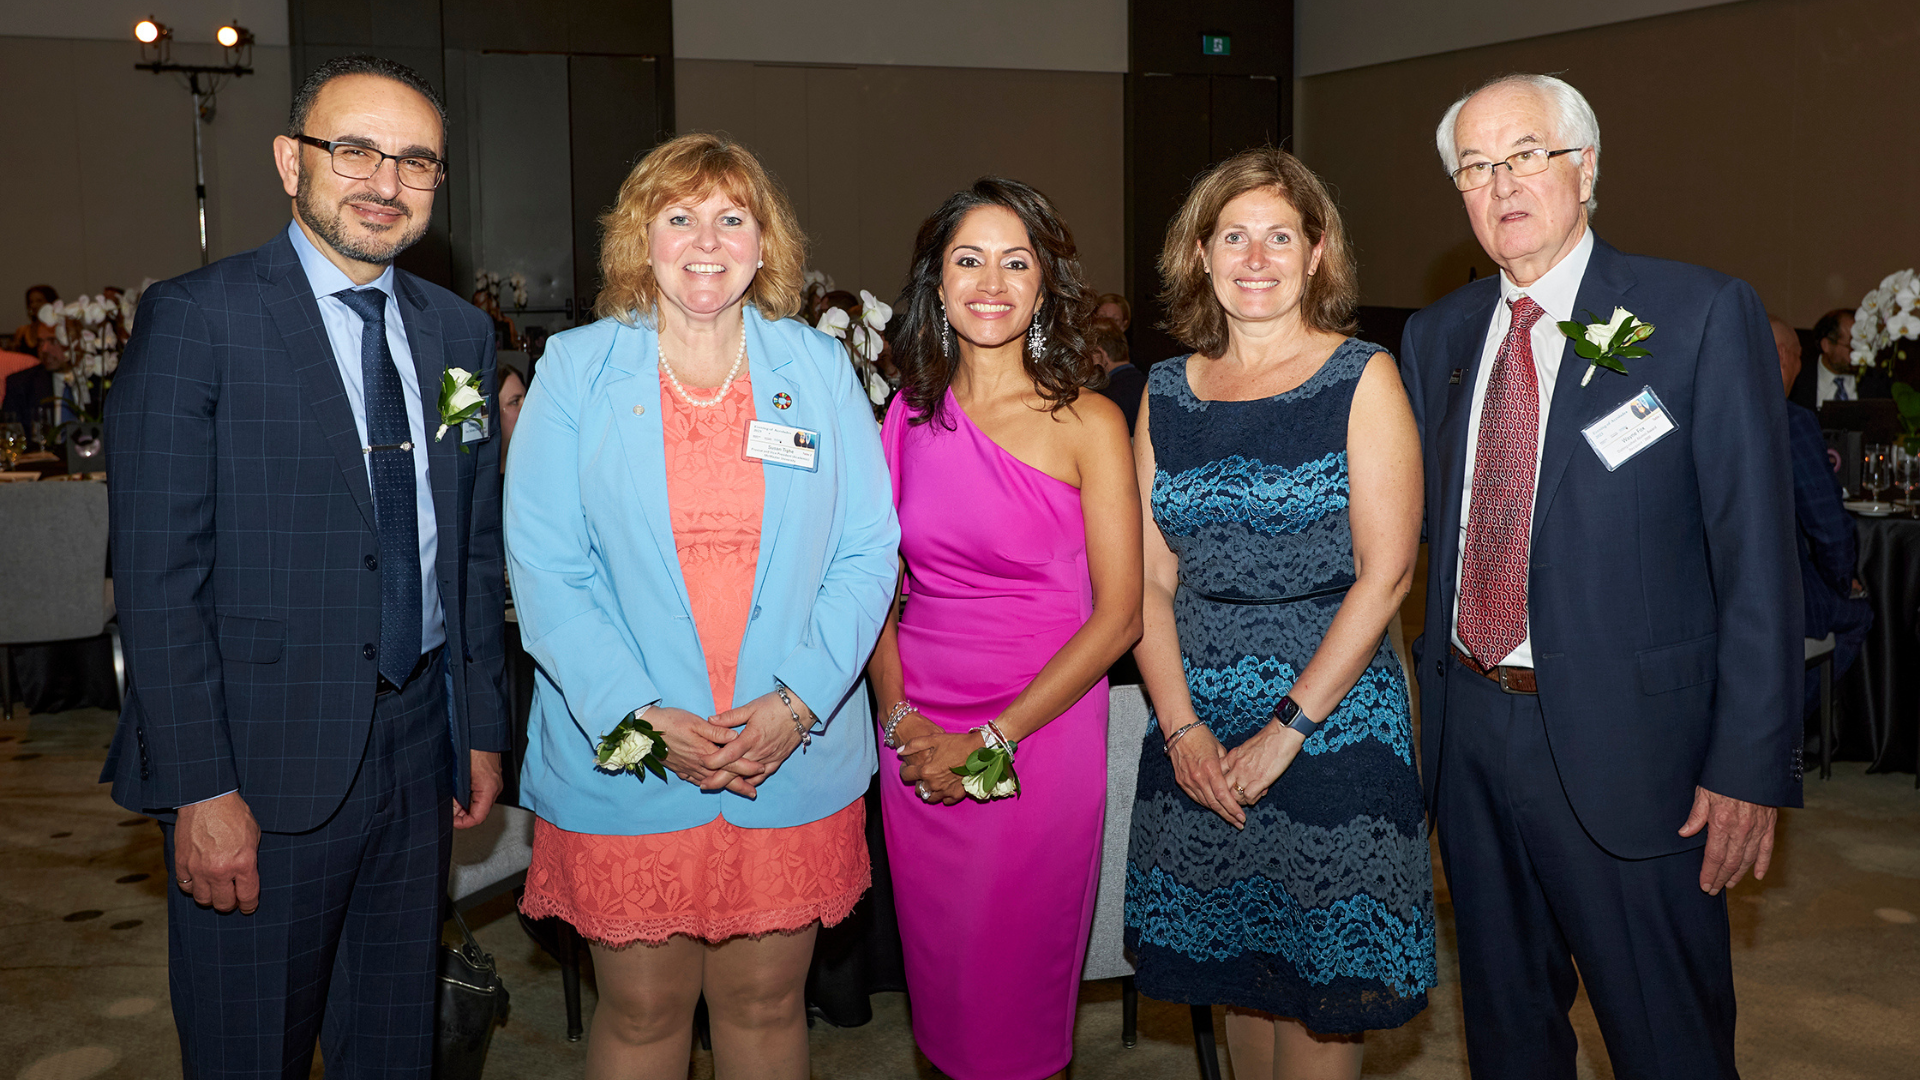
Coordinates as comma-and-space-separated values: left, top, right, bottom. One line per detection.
0, 422, 24, 470
1861, 444, 1891, 509
1898, 446, 1920, 511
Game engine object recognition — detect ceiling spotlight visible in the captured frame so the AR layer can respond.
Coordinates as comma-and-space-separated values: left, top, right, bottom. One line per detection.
134, 18, 171, 44
216, 24, 253, 49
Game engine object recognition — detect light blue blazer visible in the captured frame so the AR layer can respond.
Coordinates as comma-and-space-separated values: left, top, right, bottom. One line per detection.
504, 307, 899, 835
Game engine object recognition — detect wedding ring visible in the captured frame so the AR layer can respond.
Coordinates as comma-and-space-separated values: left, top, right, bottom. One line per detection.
917, 783, 933, 802
177, 877, 192, 886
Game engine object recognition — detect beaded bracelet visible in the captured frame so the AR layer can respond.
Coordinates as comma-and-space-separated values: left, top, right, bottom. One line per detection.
883, 700, 918, 749
773, 681, 812, 752
1163, 720, 1209, 753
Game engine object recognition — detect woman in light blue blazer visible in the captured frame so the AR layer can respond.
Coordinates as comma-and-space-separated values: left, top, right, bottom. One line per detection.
504, 134, 898, 1080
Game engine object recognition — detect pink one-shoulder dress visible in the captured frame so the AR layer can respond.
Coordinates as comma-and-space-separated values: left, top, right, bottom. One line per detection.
879, 390, 1108, 1080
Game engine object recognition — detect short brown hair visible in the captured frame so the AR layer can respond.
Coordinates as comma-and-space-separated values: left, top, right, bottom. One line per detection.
1158, 148, 1357, 357
594, 133, 806, 324
1090, 319, 1128, 368
1094, 292, 1131, 325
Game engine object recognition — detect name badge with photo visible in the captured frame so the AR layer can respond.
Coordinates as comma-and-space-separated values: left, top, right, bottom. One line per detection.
1581, 386, 1674, 472
461, 414, 489, 443
743, 419, 820, 472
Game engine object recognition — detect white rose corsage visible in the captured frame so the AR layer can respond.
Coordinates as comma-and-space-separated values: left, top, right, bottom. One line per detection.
952, 721, 1019, 801
436, 367, 487, 451
595, 707, 671, 781
1558, 307, 1655, 387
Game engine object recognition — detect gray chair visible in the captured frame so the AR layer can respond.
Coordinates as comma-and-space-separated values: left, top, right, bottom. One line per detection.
1805, 633, 1837, 780
1084, 684, 1224, 1079
0, 481, 120, 717
446, 799, 588, 1042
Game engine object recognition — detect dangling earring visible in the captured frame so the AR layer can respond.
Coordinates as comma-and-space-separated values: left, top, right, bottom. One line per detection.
938, 301, 954, 358
1026, 304, 1047, 359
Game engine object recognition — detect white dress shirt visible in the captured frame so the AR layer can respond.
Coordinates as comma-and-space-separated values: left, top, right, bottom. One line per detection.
1814, 364, 1856, 407
1450, 227, 1595, 667
287, 221, 445, 654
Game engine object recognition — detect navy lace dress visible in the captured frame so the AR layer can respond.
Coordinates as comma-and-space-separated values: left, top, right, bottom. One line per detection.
1123, 340, 1435, 1033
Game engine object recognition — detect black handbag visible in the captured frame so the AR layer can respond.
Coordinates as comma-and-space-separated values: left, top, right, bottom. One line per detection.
435, 909, 511, 1079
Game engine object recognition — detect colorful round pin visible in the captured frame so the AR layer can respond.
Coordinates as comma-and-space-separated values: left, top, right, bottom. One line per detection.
772, 392, 792, 410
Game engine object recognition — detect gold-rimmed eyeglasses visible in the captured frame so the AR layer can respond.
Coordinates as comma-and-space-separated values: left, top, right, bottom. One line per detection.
297, 135, 446, 190
1450, 147, 1583, 192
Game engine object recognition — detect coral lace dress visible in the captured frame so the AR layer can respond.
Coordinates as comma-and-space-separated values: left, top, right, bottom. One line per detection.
520, 369, 869, 946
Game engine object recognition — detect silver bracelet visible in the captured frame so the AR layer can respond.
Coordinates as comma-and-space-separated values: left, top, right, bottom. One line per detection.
971, 719, 1017, 759
1163, 720, 1208, 753
883, 700, 917, 749
773, 682, 812, 752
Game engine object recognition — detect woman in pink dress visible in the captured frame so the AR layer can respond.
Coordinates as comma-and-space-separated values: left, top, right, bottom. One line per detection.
868, 178, 1143, 1080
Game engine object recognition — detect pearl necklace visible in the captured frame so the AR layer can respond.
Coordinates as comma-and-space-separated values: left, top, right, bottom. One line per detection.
658, 328, 747, 408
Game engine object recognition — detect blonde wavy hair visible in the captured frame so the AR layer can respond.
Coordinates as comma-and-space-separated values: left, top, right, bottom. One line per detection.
593, 133, 806, 324
1159, 147, 1358, 357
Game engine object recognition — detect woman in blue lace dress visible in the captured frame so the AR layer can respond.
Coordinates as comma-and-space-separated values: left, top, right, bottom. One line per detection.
1124, 148, 1434, 1078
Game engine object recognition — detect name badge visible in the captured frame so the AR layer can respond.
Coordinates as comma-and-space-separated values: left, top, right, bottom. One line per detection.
743, 419, 820, 472
461, 414, 489, 443
1581, 386, 1674, 472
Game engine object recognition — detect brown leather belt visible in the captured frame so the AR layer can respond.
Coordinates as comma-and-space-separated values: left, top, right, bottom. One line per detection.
1452, 644, 1538, 695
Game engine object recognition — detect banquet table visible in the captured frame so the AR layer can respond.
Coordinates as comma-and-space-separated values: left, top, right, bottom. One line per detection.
1838, 513, 1920, 784
5, 459, 119, 716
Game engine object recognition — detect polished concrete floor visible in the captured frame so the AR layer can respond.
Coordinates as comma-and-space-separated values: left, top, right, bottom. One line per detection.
3, 703, 1917, 1080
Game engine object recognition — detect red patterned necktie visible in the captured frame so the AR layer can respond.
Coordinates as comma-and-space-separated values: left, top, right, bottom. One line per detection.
1459, 295, 1546, 669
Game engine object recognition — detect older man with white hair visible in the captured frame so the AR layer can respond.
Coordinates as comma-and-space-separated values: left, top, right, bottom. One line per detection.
1398, 74, 1800, 1079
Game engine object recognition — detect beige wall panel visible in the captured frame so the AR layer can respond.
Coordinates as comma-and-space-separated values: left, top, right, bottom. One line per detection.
1295, 0, 1920, 325
677, 60, 1124, 304
0, 36, 290, 315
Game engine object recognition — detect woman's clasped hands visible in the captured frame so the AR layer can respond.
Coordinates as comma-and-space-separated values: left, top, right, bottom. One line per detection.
891, 712, 975, 806
1168, 717, 1309, 828
649, 689, 813, 799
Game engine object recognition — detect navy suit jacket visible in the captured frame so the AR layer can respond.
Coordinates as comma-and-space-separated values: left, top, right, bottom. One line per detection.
102, 229, 508, 833
1400, 235, 1803, 859
1786, 401, 1863, 641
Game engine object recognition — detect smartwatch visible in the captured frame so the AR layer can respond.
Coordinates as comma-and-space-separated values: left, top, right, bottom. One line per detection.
1272, 695, 1319, 739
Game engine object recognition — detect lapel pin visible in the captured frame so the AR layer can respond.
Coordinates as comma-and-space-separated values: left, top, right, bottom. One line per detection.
1449, 368, 1463, 385
632, 404, 645, 415
772, 392, 792, 410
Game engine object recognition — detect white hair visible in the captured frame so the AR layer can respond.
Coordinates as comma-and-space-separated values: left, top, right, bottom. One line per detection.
1435, 73, 1601, 215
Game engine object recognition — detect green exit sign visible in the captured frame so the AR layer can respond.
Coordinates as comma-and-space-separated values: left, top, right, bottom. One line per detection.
1201, 34, 1231, 56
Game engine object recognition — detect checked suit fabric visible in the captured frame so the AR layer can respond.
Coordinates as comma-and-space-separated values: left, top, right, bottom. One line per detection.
1459, 295, 1546, 669
335, 286, 422, 685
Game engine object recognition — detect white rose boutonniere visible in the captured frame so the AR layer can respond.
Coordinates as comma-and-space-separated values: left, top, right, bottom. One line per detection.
436, 367, 486, 451
951, 724, 1020, 801
595, 708, 671, 781
1558, 307, 1656, 387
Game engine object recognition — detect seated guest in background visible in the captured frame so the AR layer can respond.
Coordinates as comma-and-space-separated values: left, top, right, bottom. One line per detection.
872, 177, 1141, 1080
1402, 73, 1797, 1080
496, 365, 526, 472
104, 55, 507, 1078
1772, 316, 1872, 717
1090, 318, 1145, 434
1094, 290, 1131, 331
6, 283, 56, 355
1125, 147, 1434, 1080
505, 133, 898, 1080
1803, 307, 1859, 406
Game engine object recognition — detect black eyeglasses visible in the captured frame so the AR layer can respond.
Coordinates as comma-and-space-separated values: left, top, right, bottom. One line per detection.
297, 135, 446, 190
1450, 147, 1583, 192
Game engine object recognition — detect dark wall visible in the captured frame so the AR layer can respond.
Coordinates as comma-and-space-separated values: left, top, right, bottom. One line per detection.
288, 0, 673, 297
1126, 0, 1293, 365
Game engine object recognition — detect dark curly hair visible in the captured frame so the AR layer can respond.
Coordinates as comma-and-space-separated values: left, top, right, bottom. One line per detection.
892, 178, 1098, 427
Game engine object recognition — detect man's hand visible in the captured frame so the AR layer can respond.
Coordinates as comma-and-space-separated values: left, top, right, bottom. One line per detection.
1678, 785, 1778, 895
174, 792, 262, 914
453, 750, 503, 830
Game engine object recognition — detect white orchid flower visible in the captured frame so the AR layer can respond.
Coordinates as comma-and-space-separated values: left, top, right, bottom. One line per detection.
853, 323, 885, 362
83, 299, 109, 325
859, 289, 893, 331
475, 269, 490, 287
508, 272, 526, 290
487, 271, 501, 285
513, 287, 528, 307
36, 303, 58, 327
865, 368, 891, 406
816, 307, 851, 339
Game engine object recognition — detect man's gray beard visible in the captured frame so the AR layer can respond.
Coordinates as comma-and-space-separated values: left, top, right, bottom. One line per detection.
295, 166, 429, 265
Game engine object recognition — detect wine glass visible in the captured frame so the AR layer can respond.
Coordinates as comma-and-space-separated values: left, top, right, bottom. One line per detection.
0, 422, 24, 470
1860, 444, 1892, 511
1898, 445, 1920, 513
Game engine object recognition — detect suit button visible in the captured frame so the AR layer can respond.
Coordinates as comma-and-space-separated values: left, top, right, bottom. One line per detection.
463, 650, 473, 663
365, 554, 378, 571
1435, 660, 1444, 676
363, 643, 377, 660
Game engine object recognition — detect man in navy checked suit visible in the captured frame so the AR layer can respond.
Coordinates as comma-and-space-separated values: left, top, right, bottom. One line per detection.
103, 56, 506, 1079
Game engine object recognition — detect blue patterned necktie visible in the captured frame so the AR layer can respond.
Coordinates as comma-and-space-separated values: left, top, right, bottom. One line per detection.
335, 287, 422, 686
1834, 376, 1849, 402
